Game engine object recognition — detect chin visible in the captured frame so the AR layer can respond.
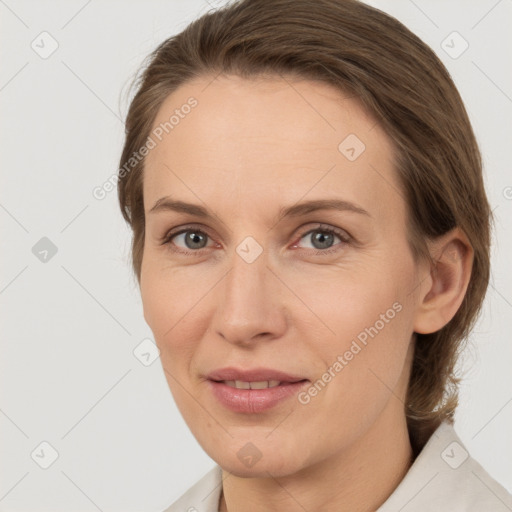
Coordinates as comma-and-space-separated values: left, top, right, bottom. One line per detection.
219, 457, 299, 479
210, 440, 308, 479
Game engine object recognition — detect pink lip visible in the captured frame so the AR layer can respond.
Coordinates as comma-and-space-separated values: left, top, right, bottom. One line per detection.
208, 380, 309, 413
206, 367, 309, 413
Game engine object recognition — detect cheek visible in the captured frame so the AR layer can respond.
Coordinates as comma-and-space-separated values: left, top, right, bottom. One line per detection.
297, 258, 415, 391
141, 271, 199, 411
140, 260, 208, 370
319, 296, 409, 390
141, 251, 187, 335
291, 265, 405, 341
140, 273, 167, 338
141, 262, 180, 358
297, 299, 413, 444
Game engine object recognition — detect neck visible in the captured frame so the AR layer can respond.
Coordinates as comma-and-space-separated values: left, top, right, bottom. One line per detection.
218, 403, 413, 512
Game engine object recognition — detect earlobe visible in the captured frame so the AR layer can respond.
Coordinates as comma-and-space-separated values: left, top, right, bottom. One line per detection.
413, 228, 474, 335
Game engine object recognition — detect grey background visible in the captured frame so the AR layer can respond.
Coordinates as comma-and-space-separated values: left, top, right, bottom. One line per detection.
1, 0, 511, 510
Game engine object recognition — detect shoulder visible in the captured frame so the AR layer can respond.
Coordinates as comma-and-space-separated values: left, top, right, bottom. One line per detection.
161, 465, 223, 512
378, 421, 512, 511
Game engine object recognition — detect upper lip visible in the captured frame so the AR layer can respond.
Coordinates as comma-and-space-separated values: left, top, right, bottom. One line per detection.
207, 367, 308, 383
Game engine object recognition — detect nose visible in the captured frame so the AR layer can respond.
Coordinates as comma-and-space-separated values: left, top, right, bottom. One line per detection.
209, 247, 288, 346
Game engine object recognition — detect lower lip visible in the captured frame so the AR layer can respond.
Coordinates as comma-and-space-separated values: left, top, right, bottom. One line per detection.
208, 380, 309, 413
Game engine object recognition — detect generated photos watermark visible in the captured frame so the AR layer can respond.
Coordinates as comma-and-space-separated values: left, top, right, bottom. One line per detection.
92, 96, 198, 201
298, 301, 403, 405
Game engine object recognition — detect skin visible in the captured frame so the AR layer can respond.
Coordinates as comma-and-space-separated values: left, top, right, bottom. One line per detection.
140, 74, 473, 512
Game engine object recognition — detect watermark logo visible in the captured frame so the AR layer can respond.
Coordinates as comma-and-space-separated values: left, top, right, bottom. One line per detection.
31, 441, 59, 469
133, 338, 160, 367
31, 31, 59, 59
441, 441, 468, 469
32, 237, 58, 263
441, 31, 469, 60
237, 442, 262, 468
236, 236, 264, 263
338, 133, 366, 161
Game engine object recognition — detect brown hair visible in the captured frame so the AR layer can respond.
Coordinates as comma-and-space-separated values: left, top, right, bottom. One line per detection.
117, 0, 491, 454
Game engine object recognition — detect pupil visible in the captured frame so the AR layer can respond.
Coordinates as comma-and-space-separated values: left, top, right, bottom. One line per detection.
313, 231, 333, 249
186, 231, 206, 249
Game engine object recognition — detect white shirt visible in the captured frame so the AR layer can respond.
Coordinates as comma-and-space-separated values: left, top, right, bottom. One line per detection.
163, 421, 512, 511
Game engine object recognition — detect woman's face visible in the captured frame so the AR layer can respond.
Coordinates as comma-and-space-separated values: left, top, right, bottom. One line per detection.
141, 74, 426, 477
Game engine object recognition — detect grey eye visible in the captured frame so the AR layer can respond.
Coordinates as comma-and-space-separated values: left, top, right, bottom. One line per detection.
173, 230, 210, 250
298, 228, 344, 251
309, 231, 336, 250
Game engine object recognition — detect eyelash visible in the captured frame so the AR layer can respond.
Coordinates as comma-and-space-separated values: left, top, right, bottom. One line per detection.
160, 223, 352, 257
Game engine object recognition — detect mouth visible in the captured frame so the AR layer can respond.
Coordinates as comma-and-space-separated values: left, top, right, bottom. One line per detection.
206, 366, 307, 384
205, 367, 310, 413
207, 374, 310, 413
211, 379, 306, 389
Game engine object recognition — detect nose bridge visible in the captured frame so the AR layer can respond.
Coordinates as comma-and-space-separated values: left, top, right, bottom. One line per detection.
223, 240, 271, 315
223, 228, 269, 289
211, 238, 286, 343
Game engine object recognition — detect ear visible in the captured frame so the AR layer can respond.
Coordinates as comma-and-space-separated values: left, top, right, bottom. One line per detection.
413, 227, 474, 334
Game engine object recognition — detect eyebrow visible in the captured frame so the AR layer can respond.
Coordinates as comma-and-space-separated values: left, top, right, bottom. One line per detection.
148, 197, 371, 220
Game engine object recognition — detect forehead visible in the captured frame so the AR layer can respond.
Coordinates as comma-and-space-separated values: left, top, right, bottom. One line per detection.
143, 74, 403, 224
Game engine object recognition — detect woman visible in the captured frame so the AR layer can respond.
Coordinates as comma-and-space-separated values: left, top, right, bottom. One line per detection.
117, 0, 512, 510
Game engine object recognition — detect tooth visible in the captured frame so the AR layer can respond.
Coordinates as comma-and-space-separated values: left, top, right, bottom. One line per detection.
249, 381, 269, 389
222, 380, 283, 389
249, 380, 282, 389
